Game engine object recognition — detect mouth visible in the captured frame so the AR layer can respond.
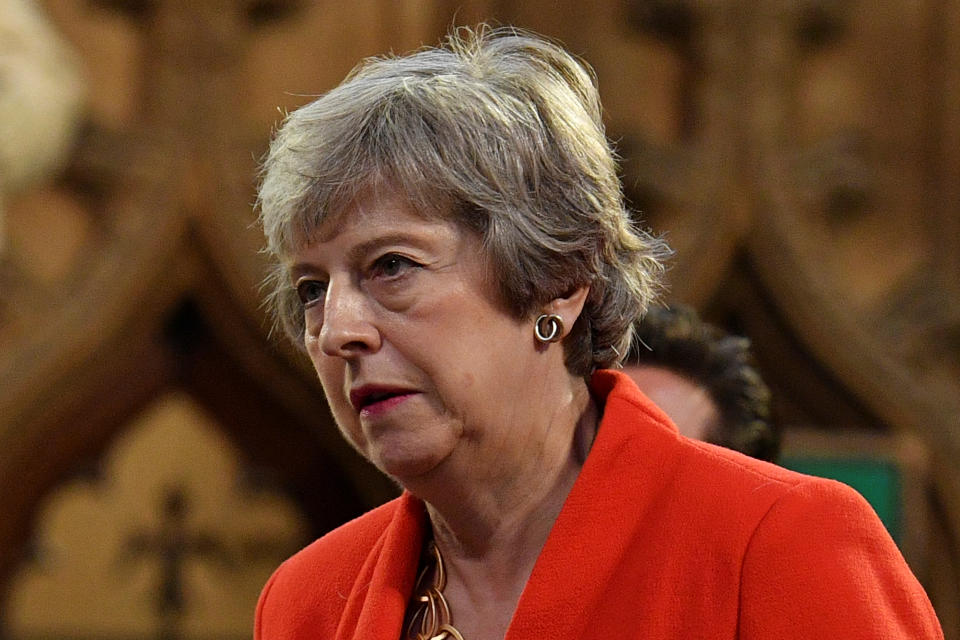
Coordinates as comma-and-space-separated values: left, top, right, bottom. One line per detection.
349, 386, 418, 415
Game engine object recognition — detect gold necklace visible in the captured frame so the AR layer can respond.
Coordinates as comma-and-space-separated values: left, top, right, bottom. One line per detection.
405, 541, 465, 640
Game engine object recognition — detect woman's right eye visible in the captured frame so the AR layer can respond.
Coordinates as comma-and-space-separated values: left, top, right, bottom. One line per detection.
295, 280, 327, 307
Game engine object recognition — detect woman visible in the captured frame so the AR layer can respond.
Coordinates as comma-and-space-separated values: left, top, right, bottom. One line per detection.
254, 27, 942, 640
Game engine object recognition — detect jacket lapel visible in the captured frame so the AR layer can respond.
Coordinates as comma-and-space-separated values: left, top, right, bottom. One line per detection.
505, 370, 682, 640
338, 492, 427, 640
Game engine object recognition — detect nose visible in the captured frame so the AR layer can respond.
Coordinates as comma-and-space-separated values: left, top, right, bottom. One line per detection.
312, 280, 381, 358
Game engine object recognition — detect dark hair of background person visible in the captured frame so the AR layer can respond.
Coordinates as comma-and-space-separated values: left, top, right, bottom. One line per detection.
628, 305, 780, 462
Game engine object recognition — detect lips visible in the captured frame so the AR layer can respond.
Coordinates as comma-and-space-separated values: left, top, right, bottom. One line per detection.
349, 385, 417, 414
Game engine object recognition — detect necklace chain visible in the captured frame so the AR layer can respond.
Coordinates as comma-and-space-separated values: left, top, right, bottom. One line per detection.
405, 541, 465, 640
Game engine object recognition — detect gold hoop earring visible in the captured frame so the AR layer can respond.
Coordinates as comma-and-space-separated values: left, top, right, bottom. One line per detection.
534, 314, 564, 343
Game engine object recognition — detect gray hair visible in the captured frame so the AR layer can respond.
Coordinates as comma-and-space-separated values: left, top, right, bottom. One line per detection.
258, 25, 670, 376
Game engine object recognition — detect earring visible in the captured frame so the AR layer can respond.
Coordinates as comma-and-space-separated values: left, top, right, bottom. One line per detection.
534, 314, 564, 343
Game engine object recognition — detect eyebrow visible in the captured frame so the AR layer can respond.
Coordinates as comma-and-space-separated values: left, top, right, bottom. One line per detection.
288, 232, 438, 282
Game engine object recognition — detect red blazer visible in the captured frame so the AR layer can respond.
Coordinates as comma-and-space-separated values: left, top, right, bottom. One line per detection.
255, 370, 943, 639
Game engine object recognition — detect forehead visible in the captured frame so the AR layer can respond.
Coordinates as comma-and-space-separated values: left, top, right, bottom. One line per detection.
293, 184, 451, 247
285, 190, 479, 278
315, 189, 445, 241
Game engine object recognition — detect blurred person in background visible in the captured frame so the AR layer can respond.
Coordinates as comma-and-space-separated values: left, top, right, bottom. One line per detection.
624, 304, 780, 462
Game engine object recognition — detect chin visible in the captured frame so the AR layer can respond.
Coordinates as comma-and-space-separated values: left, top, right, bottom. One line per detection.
371, 446, 448, 483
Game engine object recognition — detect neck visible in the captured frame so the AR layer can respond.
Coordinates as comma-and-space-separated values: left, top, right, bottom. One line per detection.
410, 383, 597, 640
413, 379, 598, 597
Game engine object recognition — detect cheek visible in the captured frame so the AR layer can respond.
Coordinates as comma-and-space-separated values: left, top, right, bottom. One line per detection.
307, 341, 331, 386
311, 356, 344, 407
315, 363, 369, 453
308, 352, 357, 428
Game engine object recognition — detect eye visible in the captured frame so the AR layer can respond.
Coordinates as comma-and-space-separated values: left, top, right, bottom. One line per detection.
295, 279, 327, 307
371, 253, 420, 279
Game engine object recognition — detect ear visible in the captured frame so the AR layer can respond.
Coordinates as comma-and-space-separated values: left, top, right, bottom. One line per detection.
544, 285, 591, 339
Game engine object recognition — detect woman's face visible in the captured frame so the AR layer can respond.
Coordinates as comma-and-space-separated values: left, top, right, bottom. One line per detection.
288, 190, 554, 483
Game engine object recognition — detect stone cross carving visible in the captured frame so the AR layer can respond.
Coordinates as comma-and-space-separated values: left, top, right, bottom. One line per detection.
120, 485, 232, 640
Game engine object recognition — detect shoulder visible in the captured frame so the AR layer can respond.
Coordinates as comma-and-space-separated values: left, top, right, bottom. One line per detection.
254, 498, 401, 639
681, 435, 817, 498
596, 368, 816, 506
592, 371, 942, 636
592, 369, 855, 556
687, 445, 945, 638
687, 452, 944, 637
736, 471, 943, 637
674, 433, 911, 565
598, 368, 844, 498
653, 434, 942, 635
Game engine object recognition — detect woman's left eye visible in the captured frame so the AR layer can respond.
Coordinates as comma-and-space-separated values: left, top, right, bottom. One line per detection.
372, 254, 419, 278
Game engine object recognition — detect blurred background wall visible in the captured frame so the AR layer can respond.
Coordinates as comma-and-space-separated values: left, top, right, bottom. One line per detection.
0, 0, 957, 637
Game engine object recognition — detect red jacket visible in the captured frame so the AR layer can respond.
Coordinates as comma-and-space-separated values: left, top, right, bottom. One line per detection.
255, 370, 943, 639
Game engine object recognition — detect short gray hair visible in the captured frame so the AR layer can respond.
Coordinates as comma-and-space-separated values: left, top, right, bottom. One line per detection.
258, 25, 670, 376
